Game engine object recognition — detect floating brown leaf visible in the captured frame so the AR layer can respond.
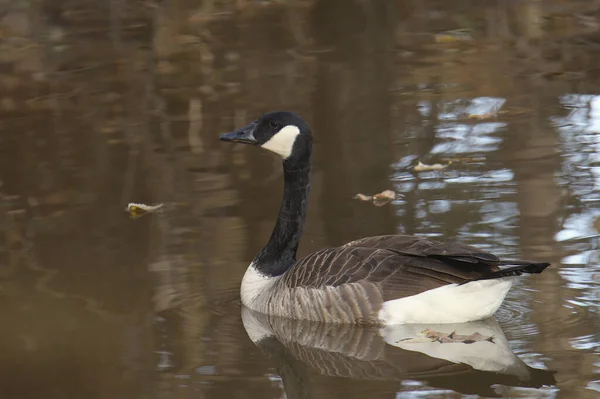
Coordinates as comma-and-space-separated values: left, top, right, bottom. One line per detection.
353, 190, 396, 207
414, 161, 448, 172
353, 193, 372, 202
373, 189, 395, 201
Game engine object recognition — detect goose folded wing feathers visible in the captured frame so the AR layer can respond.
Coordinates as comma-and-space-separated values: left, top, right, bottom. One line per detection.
282, 235, 503, 301
340, 235, 501, 264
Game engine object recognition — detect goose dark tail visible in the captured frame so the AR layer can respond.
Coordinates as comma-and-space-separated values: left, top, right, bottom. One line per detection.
464, 261, 551, 284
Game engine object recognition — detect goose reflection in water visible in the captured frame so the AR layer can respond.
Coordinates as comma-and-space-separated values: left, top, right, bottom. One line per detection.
241, 307, 556, 398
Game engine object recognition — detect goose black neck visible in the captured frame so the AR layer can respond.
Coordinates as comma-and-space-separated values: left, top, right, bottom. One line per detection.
254, 158, 311, 277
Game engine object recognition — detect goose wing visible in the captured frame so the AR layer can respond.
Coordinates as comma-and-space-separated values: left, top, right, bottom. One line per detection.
340, 235, 501, 265
283, 235, 546, 301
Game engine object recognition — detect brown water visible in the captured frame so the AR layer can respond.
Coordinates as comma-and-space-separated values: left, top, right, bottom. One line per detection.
1, 0, 599, 398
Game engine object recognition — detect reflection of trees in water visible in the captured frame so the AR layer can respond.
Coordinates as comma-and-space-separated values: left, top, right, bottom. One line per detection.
1, 0, 600, 398
311, 0, 398, 245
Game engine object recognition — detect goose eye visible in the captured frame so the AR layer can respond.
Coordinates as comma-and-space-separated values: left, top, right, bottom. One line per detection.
269, 121, 280, 129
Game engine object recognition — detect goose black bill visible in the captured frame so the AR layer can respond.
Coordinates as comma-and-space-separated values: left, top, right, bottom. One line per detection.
220, 122, 259, 145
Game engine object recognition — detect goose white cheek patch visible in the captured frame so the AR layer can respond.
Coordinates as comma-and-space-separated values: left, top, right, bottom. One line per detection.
261, 125, 300, 159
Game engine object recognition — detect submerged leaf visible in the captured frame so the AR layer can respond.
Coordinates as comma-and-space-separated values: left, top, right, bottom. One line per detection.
441, 156, 485, 163
421, 328, 495, 344
414, 161, 448, 172
467, 112, 497, 120
497, 106, 532, 117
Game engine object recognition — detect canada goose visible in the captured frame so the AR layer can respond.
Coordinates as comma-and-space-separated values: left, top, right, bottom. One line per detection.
220, 111, 550, 325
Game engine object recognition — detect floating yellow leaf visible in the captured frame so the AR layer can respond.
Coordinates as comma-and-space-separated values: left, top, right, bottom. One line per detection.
125, 202, 164, 219
434, 29, 473, 44
414, 161, 448, 172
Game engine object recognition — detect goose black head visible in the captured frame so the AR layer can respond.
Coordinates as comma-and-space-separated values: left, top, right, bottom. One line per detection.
220, 111, 312, 164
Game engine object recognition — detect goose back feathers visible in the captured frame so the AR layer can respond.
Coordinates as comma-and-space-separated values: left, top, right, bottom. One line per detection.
283, 235, 549, 294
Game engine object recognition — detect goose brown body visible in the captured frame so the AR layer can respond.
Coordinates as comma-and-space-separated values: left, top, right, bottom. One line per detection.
243, 235, 549, 325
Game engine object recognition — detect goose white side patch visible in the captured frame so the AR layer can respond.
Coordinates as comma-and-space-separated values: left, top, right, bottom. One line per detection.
379, 278, 514, 325
261, 125, 300, 159
240, 262, 280, 308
